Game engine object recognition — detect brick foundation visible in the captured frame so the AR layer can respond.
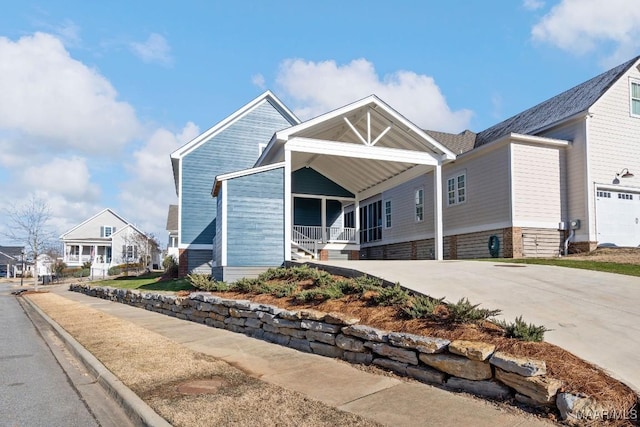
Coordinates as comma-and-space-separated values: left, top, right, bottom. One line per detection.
178, 249, 189, 277
502, 227, 523, 258
449, 235, 457, 259
319, 249, 329, 261
349, 251, 360, 260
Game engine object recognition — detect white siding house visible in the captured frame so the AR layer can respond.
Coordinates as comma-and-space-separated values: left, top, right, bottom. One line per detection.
60, 209, 160, 275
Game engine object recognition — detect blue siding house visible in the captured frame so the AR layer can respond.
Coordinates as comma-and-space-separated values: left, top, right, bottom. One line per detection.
208, 94, 455, 281
170, 92, 299, 275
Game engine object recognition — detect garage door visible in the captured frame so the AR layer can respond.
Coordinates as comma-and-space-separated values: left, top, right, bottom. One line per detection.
595, 189, 640, 247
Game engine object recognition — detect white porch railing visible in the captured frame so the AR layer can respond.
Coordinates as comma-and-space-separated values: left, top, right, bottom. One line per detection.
292, 225, 357, 244
292, 228, 318, 258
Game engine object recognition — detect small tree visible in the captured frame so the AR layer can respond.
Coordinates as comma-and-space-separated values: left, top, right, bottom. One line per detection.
2, 195, 55, 290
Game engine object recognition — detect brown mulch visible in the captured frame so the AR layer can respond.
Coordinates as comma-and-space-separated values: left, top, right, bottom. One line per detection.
202, 287, 638, 421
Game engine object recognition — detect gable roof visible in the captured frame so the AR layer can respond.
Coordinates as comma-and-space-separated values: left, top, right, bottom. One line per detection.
0, 246, 23, 263
259, 94, 457, 167
59, 208, 131, 239
170, 91, 300, 195
166, 205, 178, 232
425, 129, 477, 155
475, 56, 640, 147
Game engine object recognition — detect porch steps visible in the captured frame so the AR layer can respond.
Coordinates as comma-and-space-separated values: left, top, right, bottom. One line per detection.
291, 247, 314, 260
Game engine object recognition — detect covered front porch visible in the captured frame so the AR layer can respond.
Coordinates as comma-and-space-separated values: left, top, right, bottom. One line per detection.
261, 95, 456, 262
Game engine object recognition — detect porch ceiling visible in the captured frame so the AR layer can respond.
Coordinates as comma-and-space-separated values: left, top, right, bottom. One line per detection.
291, 152, 421, 195
262, 95, 456, 197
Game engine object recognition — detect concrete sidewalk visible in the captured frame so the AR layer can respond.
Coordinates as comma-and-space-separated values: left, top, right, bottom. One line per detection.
39, 285, 551, 427
319, 260, 640, 394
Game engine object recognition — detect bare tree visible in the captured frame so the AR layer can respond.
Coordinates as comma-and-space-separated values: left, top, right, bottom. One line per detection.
3, 195, 55, 290
132, 232, 159, 274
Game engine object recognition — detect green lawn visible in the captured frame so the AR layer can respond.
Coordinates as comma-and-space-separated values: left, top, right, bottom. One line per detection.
483, 258, 640, 277
91, 272, 194, 292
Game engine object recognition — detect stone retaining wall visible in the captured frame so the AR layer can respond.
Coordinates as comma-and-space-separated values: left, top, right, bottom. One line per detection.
69, 284, 616, 423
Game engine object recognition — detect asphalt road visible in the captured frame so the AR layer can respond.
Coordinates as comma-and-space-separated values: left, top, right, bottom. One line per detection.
0, 281, 132, 427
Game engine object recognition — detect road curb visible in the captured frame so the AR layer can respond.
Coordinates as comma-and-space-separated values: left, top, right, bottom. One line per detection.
21, 295, 172, 427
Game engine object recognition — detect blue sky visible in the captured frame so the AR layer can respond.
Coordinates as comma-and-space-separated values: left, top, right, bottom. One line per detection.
1, 0, 638, 246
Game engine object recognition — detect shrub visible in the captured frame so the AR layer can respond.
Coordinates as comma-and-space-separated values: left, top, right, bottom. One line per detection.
52, 260, 67, 277
162, 255, 178, 278
294, 284, 344, 302
446, 298, 502, 323
73, 268, 90, 278
372, 284, 410, 306
108, 266, 122, 276
82, 261, 92, 269
187, 274, 215, 290
270, 283, 297, 298
497, 316, 550, 342
232, 277, 265, 292
353, 275, 383, 290
402, 295, 446, 319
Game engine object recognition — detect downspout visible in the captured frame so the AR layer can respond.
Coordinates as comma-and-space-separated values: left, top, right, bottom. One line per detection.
563, 228, 574, 256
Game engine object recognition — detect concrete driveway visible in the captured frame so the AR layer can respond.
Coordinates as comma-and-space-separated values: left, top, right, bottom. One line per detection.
318, 260, 640, 393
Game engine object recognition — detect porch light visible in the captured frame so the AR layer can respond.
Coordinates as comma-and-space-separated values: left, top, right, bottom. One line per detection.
613, 168, 634, 184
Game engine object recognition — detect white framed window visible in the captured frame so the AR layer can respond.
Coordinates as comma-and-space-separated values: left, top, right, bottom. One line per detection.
447, 172, 467, 206
415, 188, 424, 222
384, 199, 392, 229
631, 79, 640, 117
123, 245, 138, 260
101, 225, 115, 238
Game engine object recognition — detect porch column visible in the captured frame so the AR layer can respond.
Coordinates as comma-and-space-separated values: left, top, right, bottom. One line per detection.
79, 245, 83, 263
284, 148, 292, 261
321, 198, 327, 243
354, 195, 360, 245
433, 162, 443, 260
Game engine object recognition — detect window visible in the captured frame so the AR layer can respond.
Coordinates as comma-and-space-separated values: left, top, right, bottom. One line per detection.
384, 200, 392, 228
447, 173, 466, 206
597, 191, 612, 198
359, 200, 382, 243
415, 188, 424, 222
101, 226, 115, 237
618, 193, 634, 200
631, 80, 640, 116
122, 245, 138, 261
344, 211, 354, 228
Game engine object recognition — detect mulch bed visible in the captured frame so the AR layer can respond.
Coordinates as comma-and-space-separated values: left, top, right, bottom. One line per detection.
196, 287, 639, 421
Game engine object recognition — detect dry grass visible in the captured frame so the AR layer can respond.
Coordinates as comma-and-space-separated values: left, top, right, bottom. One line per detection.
567, 247, 640, 264
26, 293, 380, 427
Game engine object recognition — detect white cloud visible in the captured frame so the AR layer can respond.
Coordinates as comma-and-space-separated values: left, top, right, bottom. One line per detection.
252, 73, 266, 89
531, 0, 640, 65
22, 156, 101, 202
130, 33, 172, 66
523, 0, 544, 11
0, 32, 140, 153
118, 122, 200, 238
275, 58, 472, 132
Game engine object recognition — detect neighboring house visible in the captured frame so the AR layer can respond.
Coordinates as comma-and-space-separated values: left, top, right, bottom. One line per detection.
60, 209, 161, 275
0, 246, 24, 278
166, 204, 178, 260
174, 56, 640, 280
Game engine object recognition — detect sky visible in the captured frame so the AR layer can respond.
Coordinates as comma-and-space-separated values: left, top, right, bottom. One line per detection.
1, 0, 639, 248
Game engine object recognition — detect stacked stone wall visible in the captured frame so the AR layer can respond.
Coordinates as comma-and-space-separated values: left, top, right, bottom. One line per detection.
69, 284, 627, 423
